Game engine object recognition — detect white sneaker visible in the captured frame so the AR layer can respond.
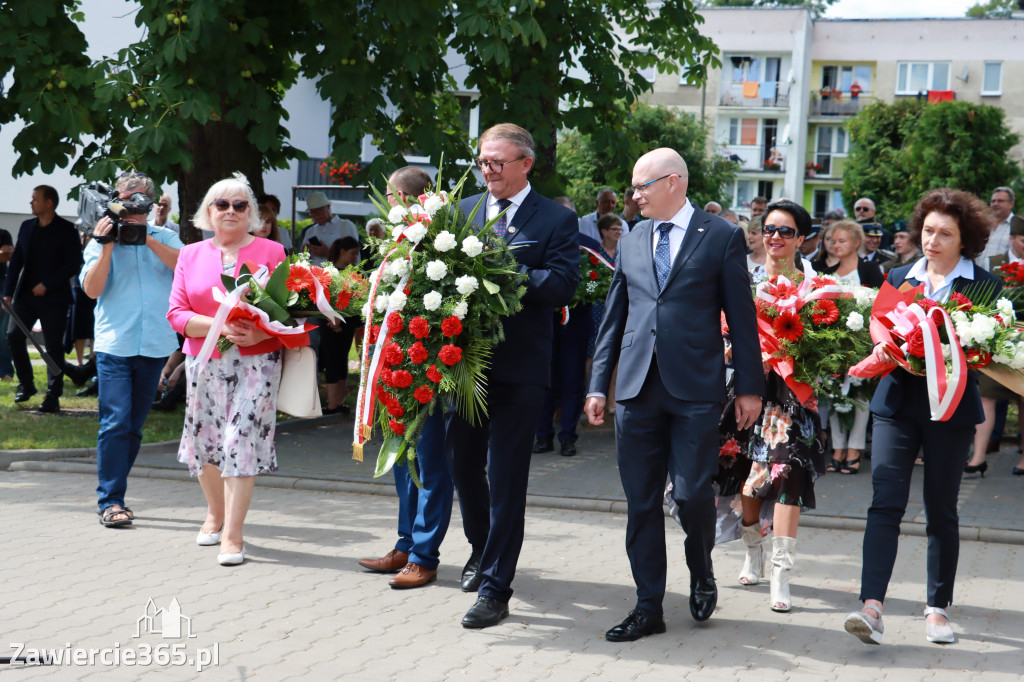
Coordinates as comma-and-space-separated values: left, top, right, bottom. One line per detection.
925, 606, 955, 644
845, 604, 883, 645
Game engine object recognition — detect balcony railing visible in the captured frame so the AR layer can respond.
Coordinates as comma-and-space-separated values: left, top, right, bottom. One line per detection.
720, 145, 786, 172
809, 93, 874, 117
719, 81, 789, 108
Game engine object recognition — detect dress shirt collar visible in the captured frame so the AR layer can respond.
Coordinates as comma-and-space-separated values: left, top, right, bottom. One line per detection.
487, 183, 532, 216
907, 255, 975, 302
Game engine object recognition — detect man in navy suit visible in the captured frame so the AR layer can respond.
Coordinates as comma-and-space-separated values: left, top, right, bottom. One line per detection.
3, 185, 84, 412
585, 148, 764, 641
449, 123, 579, 628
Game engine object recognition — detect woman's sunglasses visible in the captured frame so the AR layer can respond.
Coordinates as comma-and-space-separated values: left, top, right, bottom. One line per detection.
213, 199, 249, 212
762, 224, 798, 239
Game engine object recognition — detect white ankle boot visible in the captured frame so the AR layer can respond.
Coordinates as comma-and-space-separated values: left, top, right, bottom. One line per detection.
738, 522, 766, 585
770, 536, 797, 612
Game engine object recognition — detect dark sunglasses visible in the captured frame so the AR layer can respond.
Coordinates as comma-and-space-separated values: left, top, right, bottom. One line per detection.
762, 224, 798, 239
213, 199, 249, 212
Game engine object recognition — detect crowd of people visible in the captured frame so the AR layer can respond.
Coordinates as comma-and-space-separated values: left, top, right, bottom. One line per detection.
4, 121, 1022, 645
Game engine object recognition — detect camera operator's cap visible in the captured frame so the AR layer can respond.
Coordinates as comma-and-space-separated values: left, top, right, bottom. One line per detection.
1011, 215, 1024, 237
862, 223, 884, 237
306, 192, 331, 210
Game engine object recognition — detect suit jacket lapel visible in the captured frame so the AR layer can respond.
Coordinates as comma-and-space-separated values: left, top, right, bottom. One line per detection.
661, 210, 710, 291
507, 190, 538, 245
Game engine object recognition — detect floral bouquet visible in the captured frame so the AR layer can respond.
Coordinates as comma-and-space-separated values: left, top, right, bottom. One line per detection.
353, 167, 528, 480
849, 281, 1024, 420
995, 261, 1024, 289
754, 273, 875, 406
817, 372, 875, 432
561, 246, 614, 324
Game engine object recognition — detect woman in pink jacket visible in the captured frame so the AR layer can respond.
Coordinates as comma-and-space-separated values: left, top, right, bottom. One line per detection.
167, 173, 287, 567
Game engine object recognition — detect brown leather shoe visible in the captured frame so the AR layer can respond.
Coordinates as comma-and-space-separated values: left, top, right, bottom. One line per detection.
389, 562, 437, 589
358, 549, 408, 573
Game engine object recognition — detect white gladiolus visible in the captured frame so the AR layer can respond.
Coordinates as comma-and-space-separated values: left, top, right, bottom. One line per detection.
423, 194, 444, 216
387, 205, 408, 223
426, 260, 448, 281
374, 294, 389, 313
388, 290, 408, 311
404, 222, 428, 244
452, 301, 469, 319
433, 231, 457, 252
423, 291, 442, 311
455, 275, 479, 295
845, 311, 864, 332
461, 235, 483, 257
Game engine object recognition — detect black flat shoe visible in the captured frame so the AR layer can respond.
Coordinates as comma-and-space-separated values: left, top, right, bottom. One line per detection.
559, 440, 577, 457
605, 607, 666, 642
963, 461, 988, 478
76, 381, 99, 397
38, 394, 60, 413
461, 596, 509, 629
461, 552, 483, 593
689, 576, 718, 622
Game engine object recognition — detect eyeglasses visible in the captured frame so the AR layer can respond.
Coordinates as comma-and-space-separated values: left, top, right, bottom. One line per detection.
475, 157, 525, 174
213, 199, 249, 212
631, 174, 674, 195
762, 224, 799, 239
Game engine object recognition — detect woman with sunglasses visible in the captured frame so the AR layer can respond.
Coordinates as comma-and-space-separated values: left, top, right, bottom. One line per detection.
718, 199, 823, 613
167, 173, 290, 566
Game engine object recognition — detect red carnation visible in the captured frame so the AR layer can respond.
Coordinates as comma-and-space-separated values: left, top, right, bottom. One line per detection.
905, 327, 926, 358
285, 265, 314, 293
949, 292, 973, 311
336, 291, 352, 310
387, 312, 404, 334
966, 349, 992, 368
368, 324, 381, 345
426, 364, 443, 383
392, 369, 414, 388
376, 384, 390, 402
384, 342, 403, 366
408, 342, 429, 364
389, 418, 405, 435
438, 344, 463, 366
772, 311, 804, 343
589, 254, 599, 265
810, 299, 839, 326
409, 316, 430, 339
380, 367, 394, 386
387, 401, 405, 418
589, 271, 599, 281
441, 316, 463, 336
414, 385, 434, 404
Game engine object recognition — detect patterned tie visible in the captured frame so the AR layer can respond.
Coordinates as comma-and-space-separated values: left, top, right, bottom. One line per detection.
655, 221, 674, 289
493, 199, 512, 238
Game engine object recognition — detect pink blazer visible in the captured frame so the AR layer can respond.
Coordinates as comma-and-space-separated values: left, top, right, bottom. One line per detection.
167, 237, 288, 358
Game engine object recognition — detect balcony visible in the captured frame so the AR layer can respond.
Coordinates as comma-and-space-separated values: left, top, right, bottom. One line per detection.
809, 93, 875, 117
720, 145, 786, 173
719, 81, 789, 108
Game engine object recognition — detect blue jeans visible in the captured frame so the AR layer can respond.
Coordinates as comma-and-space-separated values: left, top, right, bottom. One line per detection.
393, 411, 453, 571
95, 353, 166, 512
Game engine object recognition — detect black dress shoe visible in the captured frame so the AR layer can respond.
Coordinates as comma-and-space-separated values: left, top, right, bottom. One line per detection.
461, 552, 483, 593
532, 436, 554, 454
13, 385, 37, 403
63, 361, 95, 387
605, 607, 666, 642
689, 576, 718, 622
461, 596, 509, 629
39, 394, 60, 413
560, 440, 577, 457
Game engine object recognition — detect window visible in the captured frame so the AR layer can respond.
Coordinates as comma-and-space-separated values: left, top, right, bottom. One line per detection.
728, 118, 759, 146
814, 126, 848, 175
896, 62, 950, 95
822, 65, 872, 93
812, 189, 845, 219
679, 64, 698, 86
639, 64, 657, 84
982, 62, 1002, 96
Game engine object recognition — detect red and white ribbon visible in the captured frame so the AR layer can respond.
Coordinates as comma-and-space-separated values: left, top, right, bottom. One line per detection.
195, 265, 270, 371
886, 302, 967, 421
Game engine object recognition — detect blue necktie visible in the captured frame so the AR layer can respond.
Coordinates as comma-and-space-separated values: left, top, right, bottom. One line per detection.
655, 221, 674, 289
493, 199, 512, 238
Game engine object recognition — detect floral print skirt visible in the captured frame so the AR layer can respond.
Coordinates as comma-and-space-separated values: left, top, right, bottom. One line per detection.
177, 346, 282, 478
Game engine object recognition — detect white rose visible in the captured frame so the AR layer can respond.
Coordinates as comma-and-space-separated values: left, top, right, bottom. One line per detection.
387, 205, 408, 223
426, 260, 448, 281
462, 235, 483, 257
845, 311, 864, 332
996, 298, 1015, 322
423, 291, 442, 311
404, 221, 428, 244
388, 258, 410, 278
374, 294, 389, 313
455, 275, 479, 295
388, 290, 407, 311
423, 194, 444, 216
452, 301, 469, 319
433, 231, 457, 252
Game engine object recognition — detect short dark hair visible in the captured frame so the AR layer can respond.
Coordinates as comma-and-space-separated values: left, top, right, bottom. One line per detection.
751, 196, 768, 206
328, 236, 360, 263
908, 188, 993, 260
258, 193, 281, 214
389, 166, 433, 197
763, 199, 812, 237
597, 213, 622, 234
34, 185, 59, 209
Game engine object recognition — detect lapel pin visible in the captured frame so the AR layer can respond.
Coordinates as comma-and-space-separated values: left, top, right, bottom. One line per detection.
508, 226, 516, 234
698, 228, 705, 232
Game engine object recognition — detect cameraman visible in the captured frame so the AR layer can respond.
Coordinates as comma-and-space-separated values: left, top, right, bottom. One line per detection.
81, 172, 183, 528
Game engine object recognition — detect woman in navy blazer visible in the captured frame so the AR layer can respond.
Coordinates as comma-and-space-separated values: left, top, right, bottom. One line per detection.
844, 189, 1001, 646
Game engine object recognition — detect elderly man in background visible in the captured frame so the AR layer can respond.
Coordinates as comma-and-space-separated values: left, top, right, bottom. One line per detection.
579, 188, 620, 241
153, 194, 179, 234
299, 192, 358, 266
977, 186, 1016, 271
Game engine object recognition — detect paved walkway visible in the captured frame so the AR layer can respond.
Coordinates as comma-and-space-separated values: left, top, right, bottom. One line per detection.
2, 470, 1023, 681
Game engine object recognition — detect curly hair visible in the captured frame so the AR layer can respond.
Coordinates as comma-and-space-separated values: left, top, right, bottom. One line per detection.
908, 188, 994, 260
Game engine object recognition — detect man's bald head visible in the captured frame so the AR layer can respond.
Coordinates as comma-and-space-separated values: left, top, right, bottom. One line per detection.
631, 148, 690, 221
637, 148, 689, 180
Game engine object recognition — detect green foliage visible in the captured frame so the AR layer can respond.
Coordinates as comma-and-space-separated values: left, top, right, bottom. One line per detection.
843, 100, 1022, 223
558, 102, 737, 210
966, 0, 1016, 17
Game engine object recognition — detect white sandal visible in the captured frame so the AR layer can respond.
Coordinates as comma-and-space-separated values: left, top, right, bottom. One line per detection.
924, 606, 955, 644
844, 603, 883, 645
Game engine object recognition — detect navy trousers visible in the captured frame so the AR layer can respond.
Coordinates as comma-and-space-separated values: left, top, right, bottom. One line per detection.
7, 295, 70, 396
536, 306, 591, 444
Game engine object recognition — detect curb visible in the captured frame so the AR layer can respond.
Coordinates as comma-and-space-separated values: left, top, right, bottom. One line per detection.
8, 460, 1024, 546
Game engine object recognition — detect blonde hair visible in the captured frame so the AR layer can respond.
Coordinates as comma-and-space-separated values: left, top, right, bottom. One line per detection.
479, 123, 536, 161
192, 172, 261, 233
829, 219, 865, 250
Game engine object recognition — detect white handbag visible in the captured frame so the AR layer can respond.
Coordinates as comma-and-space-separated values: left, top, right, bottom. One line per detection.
276, 346, 322, 418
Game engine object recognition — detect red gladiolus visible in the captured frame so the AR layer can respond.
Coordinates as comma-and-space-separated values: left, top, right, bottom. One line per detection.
392, 369, 414, 388
414, 386, 434, 404
810, 299, 839, 325
772, 311, 804, 342
387, 312, 404, 334
408, 342, 429, 364
389, 418, 405, 435
441, 316, 463, 336
384, 342, 403, 366
438, 344, 462, 366
426, 364, 442, 383
589, 271, 599, 281
387, 401, 405, 418
409, 316, 430, 339
285, 265, 314, 293
336, 291, 352, 309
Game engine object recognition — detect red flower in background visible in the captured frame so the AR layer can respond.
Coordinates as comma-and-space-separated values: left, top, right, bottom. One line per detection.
810, 299, 839, 325
589, 254, 599, 265
368, 324, 381, 345
387, 312, 404, 334
384, 342, 403, 366
408, 342, 429, 364
426, 364, 443, 383
409, 316, 430, 339
388, 418, 405, 435
392, 370, 414, 388
336, 291, 352, 310
414, 386, 434, 404
772, 311, 804, 342
438, 344, 463, 366
309, 266, 332, 291
441, 316, 463, 336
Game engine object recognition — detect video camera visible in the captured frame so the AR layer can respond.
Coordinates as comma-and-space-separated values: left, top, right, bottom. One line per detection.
75, 182, 153, 246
